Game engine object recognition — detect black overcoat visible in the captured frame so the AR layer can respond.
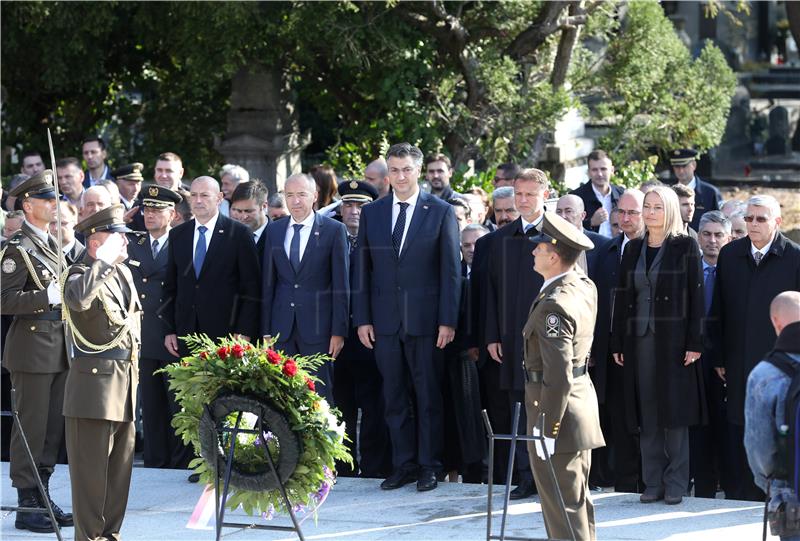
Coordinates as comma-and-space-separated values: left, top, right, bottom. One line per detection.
611, 234, 707, 432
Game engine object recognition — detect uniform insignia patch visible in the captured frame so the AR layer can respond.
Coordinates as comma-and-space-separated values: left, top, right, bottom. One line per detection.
545, 313, 561, 337
2, 259, 16, 273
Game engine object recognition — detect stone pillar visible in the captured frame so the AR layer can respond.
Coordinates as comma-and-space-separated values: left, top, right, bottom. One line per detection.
215, 66, 309, 195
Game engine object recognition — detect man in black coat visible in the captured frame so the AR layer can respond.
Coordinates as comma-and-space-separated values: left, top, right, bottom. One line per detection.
554, 194, 609, 276
229, 181, 269, 262
670, 149, 723, 231
485, 168, 550, 499
709, 194, 800, 501
162, 176, 261, 357
587, 189, 644, 492
569, 150, 624, 236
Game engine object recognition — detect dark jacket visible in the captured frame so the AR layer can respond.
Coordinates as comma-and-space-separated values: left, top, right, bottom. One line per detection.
708, 232, 800, 425
127, 232, 172, 360
570, 181, 624, 233
688, 177, 723, 231
611, 233, 707, 431
161, 213, 261, 350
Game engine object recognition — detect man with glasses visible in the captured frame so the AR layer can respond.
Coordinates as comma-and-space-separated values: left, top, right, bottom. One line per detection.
669, 148, 722, 231
709, 194, 800, 501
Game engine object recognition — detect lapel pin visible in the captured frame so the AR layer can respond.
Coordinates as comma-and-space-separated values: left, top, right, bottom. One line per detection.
218, 229, 224, 234
423, 205, 429, 209
314, 231, 320, 236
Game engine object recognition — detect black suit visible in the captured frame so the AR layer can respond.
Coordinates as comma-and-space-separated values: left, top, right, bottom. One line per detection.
687, 176, 723, 231
570, 181, 624, 234
162, 213, 261, 355
127, 233, 192, 469
709, 232, 800, 500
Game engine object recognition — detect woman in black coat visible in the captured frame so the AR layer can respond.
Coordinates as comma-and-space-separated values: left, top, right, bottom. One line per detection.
611, 185, 706, 505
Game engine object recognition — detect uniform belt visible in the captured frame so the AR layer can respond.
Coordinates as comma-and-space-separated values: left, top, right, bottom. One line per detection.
30, 310, 62, 321
73, 347, 132, 360
525, 364, 588, 384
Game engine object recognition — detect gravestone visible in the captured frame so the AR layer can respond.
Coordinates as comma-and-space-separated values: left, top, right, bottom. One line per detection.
765, 106, 791, 155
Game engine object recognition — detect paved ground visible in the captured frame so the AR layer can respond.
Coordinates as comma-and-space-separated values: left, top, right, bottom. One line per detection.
0, 462, 775, 540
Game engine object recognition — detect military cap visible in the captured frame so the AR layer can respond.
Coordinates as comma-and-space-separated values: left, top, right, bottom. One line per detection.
9, 169, 57, 200
142, 185, 182, 209
669, 148, 698, 166
529, 212, 594, 251
112, 163, 144, 182
75, 204, 133, 236
337, 179, 378, 203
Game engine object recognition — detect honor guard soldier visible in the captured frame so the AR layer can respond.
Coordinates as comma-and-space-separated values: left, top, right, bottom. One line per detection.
126, 186, 192, 468
1, 170, 73, 532
524, 212, 605, 541
62, 204, 142, 541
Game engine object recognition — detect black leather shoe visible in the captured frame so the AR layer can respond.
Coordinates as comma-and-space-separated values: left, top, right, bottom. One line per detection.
665, 494, 683, 505
509, 479, 536, 500
380, 469, 417, 490
15, 489, 56, 533
417, 469, 438, 492
188, 472, 201, 483
640, 490, 665, 503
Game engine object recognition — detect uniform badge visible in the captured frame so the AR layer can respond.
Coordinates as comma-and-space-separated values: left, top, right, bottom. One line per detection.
149, 186, 159, 197
129, 260, 141, 267
2, 259, 16, 273
42, 269, 50, 279
349, 180, 358, 189
545, 313, 561, 337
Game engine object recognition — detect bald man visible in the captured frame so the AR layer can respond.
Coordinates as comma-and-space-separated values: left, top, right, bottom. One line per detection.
555, 194, 608, 276
745, 291, 800, 539
363, 159, 390, 199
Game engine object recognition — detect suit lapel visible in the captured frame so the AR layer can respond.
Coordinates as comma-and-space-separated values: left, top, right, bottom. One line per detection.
200, 214, 228, 278
374, 197, 393, 250
271, 218, 293, 273
399, 193, 431, 260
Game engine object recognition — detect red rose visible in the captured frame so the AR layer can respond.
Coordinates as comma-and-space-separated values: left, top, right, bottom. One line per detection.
231, 344, 245, 359
217, 346, 229, 360
305, 377, 316, 392
266, 349, 282, 365
199, 351, 208, 360
282, 359, 297, 377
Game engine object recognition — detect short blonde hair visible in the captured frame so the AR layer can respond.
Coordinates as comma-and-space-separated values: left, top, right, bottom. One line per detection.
514, 168, 549, 190
644, 185, 684, 238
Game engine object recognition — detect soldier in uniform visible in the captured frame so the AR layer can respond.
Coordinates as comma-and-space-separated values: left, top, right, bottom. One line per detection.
62, 204, 141, 541
523, 212, 605, 541
126, 185, 192, 468
1, 170, 73, 532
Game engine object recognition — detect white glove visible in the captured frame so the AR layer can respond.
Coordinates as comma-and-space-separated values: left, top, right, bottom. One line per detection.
47, 280, 61, 305
532, 426, 556, 461
96, 233, 126, 265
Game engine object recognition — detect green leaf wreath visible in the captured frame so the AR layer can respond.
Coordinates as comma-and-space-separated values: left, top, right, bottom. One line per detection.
161, 334, 352, 516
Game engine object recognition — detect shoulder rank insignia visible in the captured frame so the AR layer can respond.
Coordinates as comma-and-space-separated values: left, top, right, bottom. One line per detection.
2, 258, 16, 274
128, 260, 141, 267
138, 237, 146, 245
545, 313, 562, 337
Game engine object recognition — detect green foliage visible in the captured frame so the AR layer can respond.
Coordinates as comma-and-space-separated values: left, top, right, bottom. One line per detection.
613, 155, 660, 189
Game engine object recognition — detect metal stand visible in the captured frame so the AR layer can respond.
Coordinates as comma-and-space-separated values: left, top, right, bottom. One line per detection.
0, 388, 63, 541
211, 409, 305, 541
482, 403, 575, 541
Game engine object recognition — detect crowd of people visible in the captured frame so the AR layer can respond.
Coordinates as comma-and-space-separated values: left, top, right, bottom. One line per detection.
2, 137, 799, 539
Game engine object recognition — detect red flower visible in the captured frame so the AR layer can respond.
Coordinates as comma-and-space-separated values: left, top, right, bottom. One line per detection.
266, 349, 282, 365
217, 346, 229, 360
199, 351, 208, 360
244, 344, 253, 351
305, 377, 316, 392
231, 344, 245, 359
282, 359, 298, 377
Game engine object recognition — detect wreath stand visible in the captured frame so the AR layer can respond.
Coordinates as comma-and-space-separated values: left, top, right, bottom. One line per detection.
481, 403, 575, 541
201, 396, 306, 541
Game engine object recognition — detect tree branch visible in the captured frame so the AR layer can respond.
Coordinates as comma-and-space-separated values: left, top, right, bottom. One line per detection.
505, 1, 571, 60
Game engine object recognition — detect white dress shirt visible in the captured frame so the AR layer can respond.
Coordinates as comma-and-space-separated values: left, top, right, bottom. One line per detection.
149, 232, 168, 258
391, 190, 420, 253
253, 221, 268, 244
591, 183, 614, 238
284, 212, 316, 262
193, 213, 219, 259
750, 233, 775, 262
521, 213, 544, 233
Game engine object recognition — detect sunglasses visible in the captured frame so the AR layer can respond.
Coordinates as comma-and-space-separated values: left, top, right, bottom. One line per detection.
743, 215, 770, 223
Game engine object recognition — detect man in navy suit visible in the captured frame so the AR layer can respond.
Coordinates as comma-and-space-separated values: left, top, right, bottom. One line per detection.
260, 173, 349, 405
353, 142, 461, 492
670, 148, 723, 231
230, 181, 270, 262
555, 194, 609, 276
162, 176, 261, 357
569, 150, 624, 236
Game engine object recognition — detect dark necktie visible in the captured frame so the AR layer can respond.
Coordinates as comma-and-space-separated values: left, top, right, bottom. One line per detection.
347, 234, 358, 254
392, 202, 409, 256
152, 239, 160, 259
290, 223, 303, 272
524, 223, 536, 236
754, 251, 763, 266
704, 266, 715, 315
194, 226, 207, 277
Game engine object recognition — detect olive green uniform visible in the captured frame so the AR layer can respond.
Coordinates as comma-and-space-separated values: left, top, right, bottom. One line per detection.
523, 271, 605, 541
63, 252, 141, 541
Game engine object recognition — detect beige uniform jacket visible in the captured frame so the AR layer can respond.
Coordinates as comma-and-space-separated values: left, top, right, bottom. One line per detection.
0, 222, 68, 373
63, 254, 141, 422
522, 270, 605, 453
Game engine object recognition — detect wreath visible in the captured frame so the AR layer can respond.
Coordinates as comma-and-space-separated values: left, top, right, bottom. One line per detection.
161, 334, 351, 516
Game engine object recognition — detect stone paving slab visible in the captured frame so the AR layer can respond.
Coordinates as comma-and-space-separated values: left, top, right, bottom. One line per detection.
0, 463, 776, 540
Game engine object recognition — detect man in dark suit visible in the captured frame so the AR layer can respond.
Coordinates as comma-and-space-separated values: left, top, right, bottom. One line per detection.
353, 142, 461, 492
670, 148, 723, 231
127, 186, 192, 469
162, 176, 261, 357
260, 173, 348, 405
569, 150, 624, 236
588, 189, 644, 493
485, 168, 551, 499
333, 180, 391, 478
709, 194, 800, 501
555, 194, 609, 276
81, 136, 114, 188
229, 181, 269, 261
